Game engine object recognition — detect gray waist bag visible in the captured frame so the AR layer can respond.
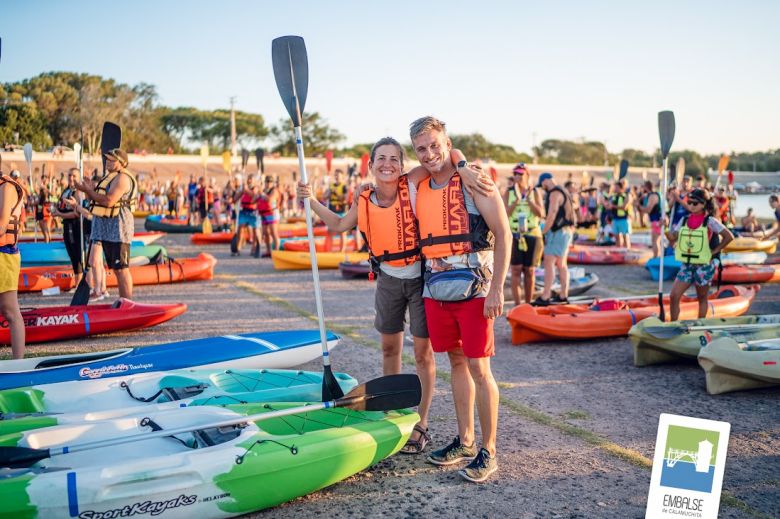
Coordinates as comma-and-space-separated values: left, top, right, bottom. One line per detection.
424, 268, 488, 302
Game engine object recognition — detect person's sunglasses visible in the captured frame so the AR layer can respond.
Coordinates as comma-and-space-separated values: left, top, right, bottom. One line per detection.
688, 199, 703, 206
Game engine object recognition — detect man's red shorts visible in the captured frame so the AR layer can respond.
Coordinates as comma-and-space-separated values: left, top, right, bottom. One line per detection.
423, 297, 494, 358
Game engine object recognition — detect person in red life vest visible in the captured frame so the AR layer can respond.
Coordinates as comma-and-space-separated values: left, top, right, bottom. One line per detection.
34, 184, 53, 243
0, 171, 27, 359
410, 116, 510, 483
233, 174, 261, 256
257, 175, 281, 257
297, 136, 493, 457
666, 188, 734, 321
713, 185, 733, 226
326, 169, 350, 252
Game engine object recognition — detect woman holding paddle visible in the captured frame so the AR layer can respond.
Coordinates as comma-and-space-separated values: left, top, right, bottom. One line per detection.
666, 188, 734, 321
296, 137, 492, 455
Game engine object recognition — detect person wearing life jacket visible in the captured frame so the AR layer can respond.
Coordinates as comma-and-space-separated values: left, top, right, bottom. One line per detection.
410, 116, 509, 484
326, 170, 350, 252
534, 172, 576, 306
669, 175, 692, 227
605, 179, 632, 248
596, 182, 612, 242
233, 174, 261, 256
0, 171, 27, 359
640, 180, 663, 257
503, 163, 544, 306
51, 168, 92, 275
34, 185, 53, 243
258, 175, 281, 257
713, 185, 732, 226
75, 148, 137, 301
667, 188, 733, 321
297, 135, 494, 459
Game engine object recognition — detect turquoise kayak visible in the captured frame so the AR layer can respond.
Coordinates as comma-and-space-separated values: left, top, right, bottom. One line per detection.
19, 241, 167, 266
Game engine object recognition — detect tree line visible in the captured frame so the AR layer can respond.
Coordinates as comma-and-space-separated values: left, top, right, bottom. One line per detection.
1, 72, 777, 173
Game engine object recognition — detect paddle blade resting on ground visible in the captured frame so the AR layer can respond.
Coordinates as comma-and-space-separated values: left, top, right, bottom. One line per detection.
658, 111, 675, 159
619, 159, 629, 180
272, 36, 309, 126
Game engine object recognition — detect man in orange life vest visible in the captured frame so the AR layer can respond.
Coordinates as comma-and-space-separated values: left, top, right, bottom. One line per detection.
411, 116, 511, 483
326, 169, 349, 252
0, 170, 27, 358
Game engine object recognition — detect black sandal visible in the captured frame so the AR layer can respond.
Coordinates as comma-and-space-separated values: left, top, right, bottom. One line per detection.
400, 424, 431, 454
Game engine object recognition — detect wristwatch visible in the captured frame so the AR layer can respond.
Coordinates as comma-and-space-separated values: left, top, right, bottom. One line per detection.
456, 160, 467, 170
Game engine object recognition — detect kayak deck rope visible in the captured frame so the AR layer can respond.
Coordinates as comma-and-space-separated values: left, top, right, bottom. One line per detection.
217, 369, 323, 393
235, 439, 298, 464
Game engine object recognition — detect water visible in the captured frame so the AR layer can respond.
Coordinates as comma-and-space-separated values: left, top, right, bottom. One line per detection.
661, 460, 715, 493
733, 193, 776, 220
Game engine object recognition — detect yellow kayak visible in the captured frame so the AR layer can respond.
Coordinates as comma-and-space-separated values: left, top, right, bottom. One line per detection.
271, 250, 369, 270
725, 237, 777, 253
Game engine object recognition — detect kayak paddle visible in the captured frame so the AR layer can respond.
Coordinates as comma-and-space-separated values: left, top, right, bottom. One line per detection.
642, 322, 780, 340
618, 159, 629, 181
272, 35, 343, 401
657, 111, 675, 322
23, 143, 35, 243
71, 122, 122, 306
0, 373, 421, 468
714, 154, 729, 189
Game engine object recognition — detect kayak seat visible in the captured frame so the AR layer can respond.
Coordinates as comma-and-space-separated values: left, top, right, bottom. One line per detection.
155, 375, 209, 402
716, 289, 736, 299
192, 425, 243, 448
0, 388, 46, 414
35, 350, 129, 369
591, 300, 627, 311
112, 299, 122, 309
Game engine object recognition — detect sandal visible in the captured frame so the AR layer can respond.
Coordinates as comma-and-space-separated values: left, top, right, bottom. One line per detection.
400, 424, 431, 454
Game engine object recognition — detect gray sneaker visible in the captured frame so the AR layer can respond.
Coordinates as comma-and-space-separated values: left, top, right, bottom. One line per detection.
458, 448, 498, 483
426, 436, 478, 466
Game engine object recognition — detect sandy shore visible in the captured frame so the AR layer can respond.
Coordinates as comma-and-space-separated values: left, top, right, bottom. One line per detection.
9, 222, 779, 518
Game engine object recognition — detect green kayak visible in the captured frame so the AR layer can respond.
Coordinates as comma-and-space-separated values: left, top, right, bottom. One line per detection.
698, 337, 780, 394
0, 402, 418, 517
629, 315, 780, 366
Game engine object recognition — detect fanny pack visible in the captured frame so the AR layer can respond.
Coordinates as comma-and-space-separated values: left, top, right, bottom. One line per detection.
424, 267, 488, 302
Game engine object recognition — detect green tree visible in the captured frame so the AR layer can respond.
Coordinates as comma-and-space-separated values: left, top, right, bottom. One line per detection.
449, 133, 531, 163
534, 139, 613, 165
0, 103, 52, 149
620, 148, 654, 167
270, 112, 345, 155
159, 107, 267, 152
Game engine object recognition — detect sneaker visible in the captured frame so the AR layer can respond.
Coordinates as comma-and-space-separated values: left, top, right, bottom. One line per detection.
532, 296, 550, 307
550, 294, 569, 304
89, 292, 105, 302
426, 436, 477, 466
458, 448, 498, 483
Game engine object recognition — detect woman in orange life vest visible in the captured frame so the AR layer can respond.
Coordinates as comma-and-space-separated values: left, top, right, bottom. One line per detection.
296, 137, 494, 454
666, 188, 733, 321
34, 185, 53, 243
0, 171, 27, 359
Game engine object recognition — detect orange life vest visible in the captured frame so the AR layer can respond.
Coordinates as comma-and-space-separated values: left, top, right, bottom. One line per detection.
415, 173, 493, 259
0, 175, 26, 247
357, 175, 420, 267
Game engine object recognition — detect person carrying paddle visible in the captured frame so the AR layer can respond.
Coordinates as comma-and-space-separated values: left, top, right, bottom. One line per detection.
534, 172, 576, 306
666, 188, 734, 321
410, 116, 510, 483
503, 163, 545, 305
0, 170, 27, 358
51, 168, 92, 276
296, 136, 493, 458
75, 148, 137, 301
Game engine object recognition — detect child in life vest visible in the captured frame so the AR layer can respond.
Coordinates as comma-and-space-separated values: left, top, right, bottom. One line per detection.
666, 188, 734, 321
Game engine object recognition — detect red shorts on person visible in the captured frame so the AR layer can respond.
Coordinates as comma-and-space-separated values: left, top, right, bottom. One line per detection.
423, 297, 495, 358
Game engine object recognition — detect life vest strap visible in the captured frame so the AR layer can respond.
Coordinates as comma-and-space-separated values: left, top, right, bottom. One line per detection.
419, 232, 476, 248
374, 247, 421, 264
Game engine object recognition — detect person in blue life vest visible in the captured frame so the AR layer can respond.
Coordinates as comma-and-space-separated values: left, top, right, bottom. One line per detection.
503, 163, 545, 305
666, 188, 734, 321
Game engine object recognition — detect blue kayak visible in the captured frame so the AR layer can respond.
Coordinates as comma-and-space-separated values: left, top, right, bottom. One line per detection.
18, 241, 166, 266
645, 252, 769, 281
0, 329, 339, 389
644, 256, 681, 281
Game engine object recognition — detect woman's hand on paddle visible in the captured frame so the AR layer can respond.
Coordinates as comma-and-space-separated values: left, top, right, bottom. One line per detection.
483, 286, 504, 319
63, 196, 78, 208
296, 181, 312, 200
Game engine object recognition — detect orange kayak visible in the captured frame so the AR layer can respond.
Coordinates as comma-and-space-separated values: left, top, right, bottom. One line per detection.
567, 244, 653, 265
720, 264, 780, 284
506, 285, 757, 344
282, 236, 357, 252
191, 232, 235, 244
18, 253, 217, 292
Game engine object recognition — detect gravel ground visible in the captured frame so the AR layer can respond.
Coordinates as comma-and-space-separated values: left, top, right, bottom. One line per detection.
11, 224, 779, 519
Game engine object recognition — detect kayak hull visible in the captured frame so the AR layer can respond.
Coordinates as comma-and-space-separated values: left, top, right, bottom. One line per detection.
723, 236, 777, 253
339, 261, 371, 279
0, 330, 340, 390
629, 315, 780, 366
506, 285, 757, 345
567, 245, 653, 265
272, 250, 369, 270
18, 242, 166, 266
0, 403, 417, 518
282, 236, 358, 252
698, 337, 780, 394
645, 253, 770, 281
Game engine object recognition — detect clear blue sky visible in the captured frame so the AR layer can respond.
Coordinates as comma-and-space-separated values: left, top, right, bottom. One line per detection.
2, 0, 778, 155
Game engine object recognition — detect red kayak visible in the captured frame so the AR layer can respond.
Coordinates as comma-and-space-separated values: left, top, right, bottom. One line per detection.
567, 244, 653, 265
0, 299, 187, 345
720, 264, 780, 284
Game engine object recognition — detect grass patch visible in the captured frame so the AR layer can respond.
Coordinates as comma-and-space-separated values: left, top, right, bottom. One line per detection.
561, 410, 591, 420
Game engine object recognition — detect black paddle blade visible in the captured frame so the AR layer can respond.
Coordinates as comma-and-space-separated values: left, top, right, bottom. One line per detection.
272, 36, 309, 126
321, 364, 345, 401
101, 121, 122, 173
619, 159, 629, 180
70, 274, 91, 306
337, 374, 422, 412
0, 446, 51, 469
658, 111, 675, 159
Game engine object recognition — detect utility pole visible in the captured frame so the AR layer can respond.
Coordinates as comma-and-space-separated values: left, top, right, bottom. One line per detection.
603, 140, 609, 166
229, 96, 237, 160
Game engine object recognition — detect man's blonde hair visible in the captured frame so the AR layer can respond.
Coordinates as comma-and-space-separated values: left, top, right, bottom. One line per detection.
409, 116, 447, 142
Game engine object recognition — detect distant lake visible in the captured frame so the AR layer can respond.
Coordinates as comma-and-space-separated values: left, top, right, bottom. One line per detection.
734, 193, 776, 220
